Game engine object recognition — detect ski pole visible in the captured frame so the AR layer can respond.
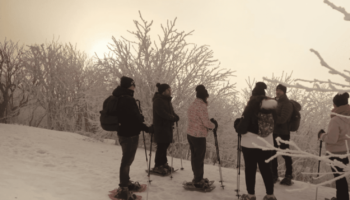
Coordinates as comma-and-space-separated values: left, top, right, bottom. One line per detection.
136, 100, 149, 171
170, 144, 174, 179
176, 121, 184, 170
146, 131, 153, 200
236, 133, 241, 199
211, 118, 224, 189
315, 140, 323, 200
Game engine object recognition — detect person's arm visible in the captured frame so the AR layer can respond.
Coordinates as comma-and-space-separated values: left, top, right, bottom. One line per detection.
198, 103, 215, 130
321, 118, 340, 144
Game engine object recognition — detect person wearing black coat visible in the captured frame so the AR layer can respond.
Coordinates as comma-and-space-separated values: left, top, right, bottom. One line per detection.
113, 76, 150, 200
234, 82, 278, 200
152, 83, 179, 174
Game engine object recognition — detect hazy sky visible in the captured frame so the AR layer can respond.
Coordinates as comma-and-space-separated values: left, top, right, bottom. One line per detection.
1, 0, 350, 91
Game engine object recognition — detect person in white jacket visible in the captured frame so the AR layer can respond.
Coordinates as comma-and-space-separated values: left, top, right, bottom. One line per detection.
318, 92, 350, 200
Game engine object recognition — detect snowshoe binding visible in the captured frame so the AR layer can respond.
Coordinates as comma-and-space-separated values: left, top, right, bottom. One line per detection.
182, 179, 216, 192
108, 187, 142, 200
262, 194, 277, 200
280, 175, 293, 186
128, 181, 147, 192
239, 194, 256, 200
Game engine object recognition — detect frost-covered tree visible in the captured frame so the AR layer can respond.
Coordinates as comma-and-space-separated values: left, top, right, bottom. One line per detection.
96, 12, 238, 159
0, 39, 29, 123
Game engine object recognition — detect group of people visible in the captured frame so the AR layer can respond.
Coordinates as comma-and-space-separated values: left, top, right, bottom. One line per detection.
110, 76, 350, 200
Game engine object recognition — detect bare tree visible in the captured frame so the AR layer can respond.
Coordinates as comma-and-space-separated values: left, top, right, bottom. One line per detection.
0, 39, 28, 123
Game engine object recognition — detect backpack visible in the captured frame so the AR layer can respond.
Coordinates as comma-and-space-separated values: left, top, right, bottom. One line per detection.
99, 95, 122, 131
289, 100, 302, 132
257, 112, 274, 137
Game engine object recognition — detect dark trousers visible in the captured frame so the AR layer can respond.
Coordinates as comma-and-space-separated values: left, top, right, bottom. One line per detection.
118, 135, 139, 187
330, 156, 349, 200
187, 135, 206, 182
154, 142, 170, 167
242, 147, 274, 195
271, 134, 293, 178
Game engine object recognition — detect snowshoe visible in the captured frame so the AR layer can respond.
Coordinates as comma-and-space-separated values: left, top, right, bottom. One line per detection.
262, 194, 277, 200
128, 181, 147, 192
280, 175, 293, 186
182, 179, 215, 192
145, 166, 178, 176
185, 179, 215, 186
163, 163, 175, 172
108, 187, 142, 200
239, 194, 256, 200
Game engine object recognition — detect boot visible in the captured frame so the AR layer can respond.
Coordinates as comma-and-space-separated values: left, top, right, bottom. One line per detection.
152, 165, 168, 175
280, 175, 293, 186
239, 194, 256, 200
193, 179, 209, 189
163, 163, 174, 172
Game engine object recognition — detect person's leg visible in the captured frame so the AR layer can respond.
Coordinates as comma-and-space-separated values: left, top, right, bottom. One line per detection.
187, 135, 206, 182
118, 135, 139, 187
330, 157, 349, 200
279, 134, 292, 177
242, 147, 258, 195
271, 134, 279, 179
258, 150, 274, 195
154, 143, 168, 167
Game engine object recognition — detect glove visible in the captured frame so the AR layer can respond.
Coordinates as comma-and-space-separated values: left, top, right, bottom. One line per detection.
141, 123, 149, 133
234, 118, 241, 131
148, 124, 155, 134
318, 129, 325, 139
174, 114, 180, 122
210, 118, 218, 126
140, 114, 145, 123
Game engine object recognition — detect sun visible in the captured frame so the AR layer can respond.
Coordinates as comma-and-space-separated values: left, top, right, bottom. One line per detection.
89, 39, 113, 58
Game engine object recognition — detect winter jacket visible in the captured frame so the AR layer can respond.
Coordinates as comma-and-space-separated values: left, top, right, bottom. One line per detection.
235, 96, 277, 148
186, 98, 215, 138
321, 105, 350, 154
152, 92, 177, 143
112, 86, 146, 137
273, 94, 293, 136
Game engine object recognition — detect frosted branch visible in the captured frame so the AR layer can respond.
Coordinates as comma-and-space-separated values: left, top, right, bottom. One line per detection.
324, 0, 350, 21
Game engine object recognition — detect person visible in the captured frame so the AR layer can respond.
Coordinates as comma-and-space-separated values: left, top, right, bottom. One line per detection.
113, 76, 150, 200
152, 83, 179, 174
186, 85, 215, 188
318, 92, 350, 200
270, 84, 294, 185
234, 82, 277, 200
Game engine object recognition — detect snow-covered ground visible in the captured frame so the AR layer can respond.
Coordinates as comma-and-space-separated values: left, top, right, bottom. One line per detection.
0, 124, 338, 200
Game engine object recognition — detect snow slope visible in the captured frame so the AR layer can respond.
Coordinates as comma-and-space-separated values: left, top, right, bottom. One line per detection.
0, 124, 338, 200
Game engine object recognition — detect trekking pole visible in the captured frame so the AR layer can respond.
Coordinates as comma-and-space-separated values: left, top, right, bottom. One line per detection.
235, 133, 242, 199
176, 121, 184, 170
315, 140, 323, 200
136, 100, 149, 172
146, 131, 153, 200
170, 145, 174, 179
211, 118, 224, 189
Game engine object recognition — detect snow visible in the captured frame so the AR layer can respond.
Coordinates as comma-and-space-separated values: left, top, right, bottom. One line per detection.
0, 124, 339, 200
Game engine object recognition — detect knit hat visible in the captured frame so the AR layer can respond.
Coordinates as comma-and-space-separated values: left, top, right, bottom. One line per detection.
120, 76, 135, 88
196, 85, 209, 99
276, 84, 287, 94
333, 92, 349, 107
252, 82, 267, 96
156, 83, 170, 94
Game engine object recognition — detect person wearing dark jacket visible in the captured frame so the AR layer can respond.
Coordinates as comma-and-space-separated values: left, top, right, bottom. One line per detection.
114, 76, 150, 200
270, 84, 294, 185
152, 83, 179, 174
234, 82, 277, 200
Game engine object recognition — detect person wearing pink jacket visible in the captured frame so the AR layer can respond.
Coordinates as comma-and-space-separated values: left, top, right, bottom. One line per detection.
319, 92, 350, 200
186, 85, 215, 189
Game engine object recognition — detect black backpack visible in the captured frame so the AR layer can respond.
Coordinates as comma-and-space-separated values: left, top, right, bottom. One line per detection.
99, 95, 123, 131
289, 100, 302, 132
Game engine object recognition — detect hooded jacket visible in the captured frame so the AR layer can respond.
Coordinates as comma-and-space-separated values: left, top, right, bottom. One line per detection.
112, 86, 144, 137
321, 105, 350, 154
152, 92, 177, 143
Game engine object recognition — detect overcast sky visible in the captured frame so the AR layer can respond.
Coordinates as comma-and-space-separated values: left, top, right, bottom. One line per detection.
1, 0, 349, 91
